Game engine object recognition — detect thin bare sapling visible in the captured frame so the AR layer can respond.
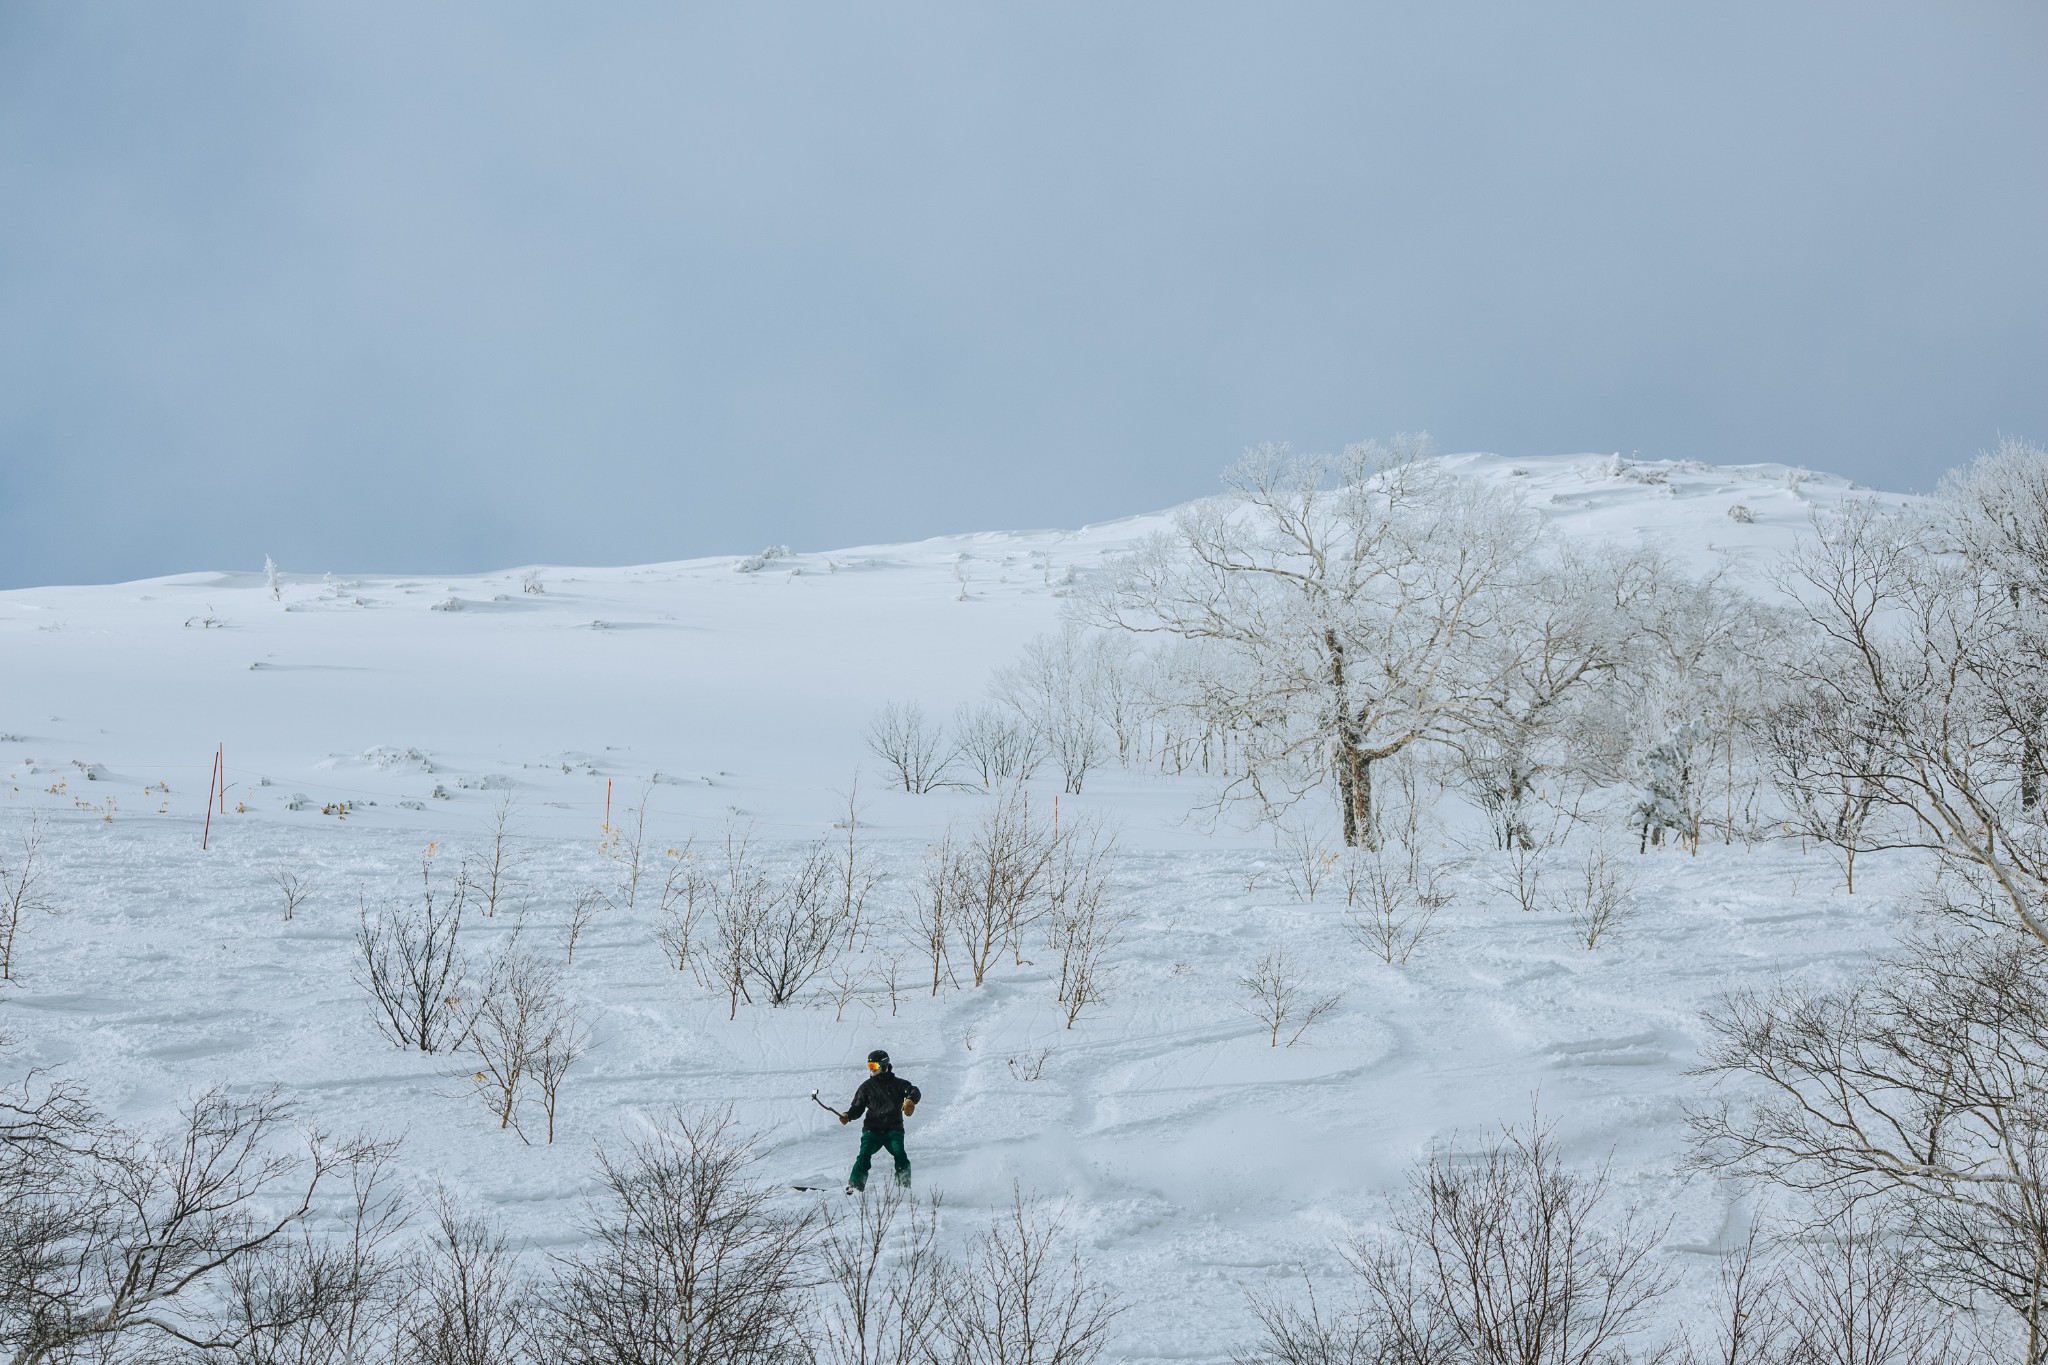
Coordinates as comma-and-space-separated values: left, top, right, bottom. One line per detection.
1239, 949, 1341, 1048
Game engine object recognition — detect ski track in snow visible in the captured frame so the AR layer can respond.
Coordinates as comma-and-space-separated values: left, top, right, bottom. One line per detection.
1, 454, 1921, 1360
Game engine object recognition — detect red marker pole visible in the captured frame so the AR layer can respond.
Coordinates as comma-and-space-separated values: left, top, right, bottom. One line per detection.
605, 778, 613, 832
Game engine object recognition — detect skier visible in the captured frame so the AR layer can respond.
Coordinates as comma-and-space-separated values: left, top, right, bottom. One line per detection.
837, 1049, 920, 1193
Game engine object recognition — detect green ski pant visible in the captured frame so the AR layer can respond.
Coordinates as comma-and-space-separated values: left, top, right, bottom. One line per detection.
849, 1128, 910, 1190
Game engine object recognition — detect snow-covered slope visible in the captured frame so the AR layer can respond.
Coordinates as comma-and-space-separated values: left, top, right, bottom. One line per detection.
0, 454, 1918, 1361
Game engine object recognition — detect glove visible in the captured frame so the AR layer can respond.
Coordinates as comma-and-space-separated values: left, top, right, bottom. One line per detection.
839, 1114, 851, 1125
901, 1099, 916, 1117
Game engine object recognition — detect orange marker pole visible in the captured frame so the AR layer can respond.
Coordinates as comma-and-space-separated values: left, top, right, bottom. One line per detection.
605, 778, 613, 832
202, 748, 220, 849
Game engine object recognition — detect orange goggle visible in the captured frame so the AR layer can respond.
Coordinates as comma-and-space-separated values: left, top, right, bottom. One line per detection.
867, 1061, 881, 1072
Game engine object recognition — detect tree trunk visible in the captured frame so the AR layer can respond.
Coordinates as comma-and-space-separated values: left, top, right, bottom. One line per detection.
1327, 630, 1376, 850
1334, 736, 1375, 849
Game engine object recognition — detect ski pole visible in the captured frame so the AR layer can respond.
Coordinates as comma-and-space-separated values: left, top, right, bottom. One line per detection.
809, 1089, 848, 1122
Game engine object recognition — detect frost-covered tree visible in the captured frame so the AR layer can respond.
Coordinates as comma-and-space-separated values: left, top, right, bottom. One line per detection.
993, 629, 1109, 795
1778, 459, 2048, 944
1084, 437, 1544, 846
863, 702, 953, 794
1601, 551, 1785, 853
1447, 545, 1640, 850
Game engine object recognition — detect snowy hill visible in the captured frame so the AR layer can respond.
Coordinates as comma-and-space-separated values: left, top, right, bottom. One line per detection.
0, 453, 1919, 1361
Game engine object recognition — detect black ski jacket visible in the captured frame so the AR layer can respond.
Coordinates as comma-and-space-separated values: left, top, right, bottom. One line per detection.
846, 1071, 921, 1133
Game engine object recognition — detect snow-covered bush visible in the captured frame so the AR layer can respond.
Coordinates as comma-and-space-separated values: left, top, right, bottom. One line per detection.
733, 544, 792, 573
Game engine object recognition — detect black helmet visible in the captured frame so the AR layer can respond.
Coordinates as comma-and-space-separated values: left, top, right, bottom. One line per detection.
866, 1049, 890, 1070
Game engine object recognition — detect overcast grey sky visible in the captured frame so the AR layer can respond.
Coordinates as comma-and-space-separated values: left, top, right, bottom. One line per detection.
2, 3, 2043, 588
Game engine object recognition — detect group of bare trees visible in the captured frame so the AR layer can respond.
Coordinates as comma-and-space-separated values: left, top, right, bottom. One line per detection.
911, 787, 1128, 1027
642, 788, 1131, 1030
866, 633, 1131, 797
1, 1058, 398, 1365
352, 844, 591, 1142
1768, 437, 2048, 938
0, 1066, 1120, 1365
902, 437, 2031, 884
1690, 912, 2048, 1358
1240, 1119, 1964, 1365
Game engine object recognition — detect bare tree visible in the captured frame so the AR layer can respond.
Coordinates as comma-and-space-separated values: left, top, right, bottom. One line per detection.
1776, 486, 2048, 945
907, 837, 961, 997
939, 1190, 1123, 1365
704, 831, 771, 1019
823, 959, 875, 1024
1501, 831, 1551, 915
465, 943, 562, 1133
835, 779, 883, 948
733, 841, 847, 1007
654, 841, 708, 972
530, 1004, 590, 1146
603, 785, 655, 913
270, 866, 314, 922
197, 1143, 412, 1365
0, 814, 54, 983
534, 1108, 814, 1365
1242, 1121, 1672, 1365
397, 1197, 535, 1365
473, 795, 525, 918
948, 787, 1059, 987
1761, 685, 1896, 894
865, 703, 954, 794
1239, 950, 1341, 1048
1277, 824, 1337, 903
1341, 850, 1447, 966
1042, 822, 1124, 1029
815, 1186, 948, 1365
698, 832, 851, 1013
1083, 437, 1545, 847
355, 852, 474, 1054
1449, 544, 1635, 852
563, 887, 603, 965
1772, 1205, 1959, 1365
1691, 927, 2048, 1352
1551, 841, 1636, 950
953, 702, 1046, 789
0, 1080, 391, 1365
